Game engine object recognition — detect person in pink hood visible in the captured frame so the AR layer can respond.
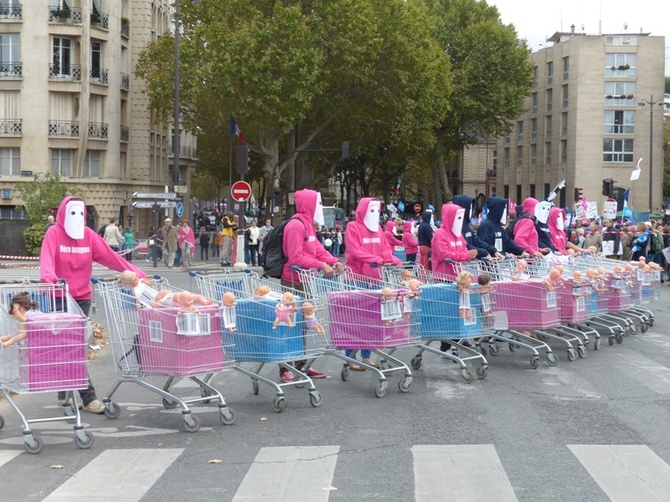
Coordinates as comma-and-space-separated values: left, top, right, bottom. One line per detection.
40, 196, 146, 413
280, 189, 343, 382
402, 220, 419, 262
512, 197, 544, 257
346, 198, 402, 280
548, 206, 582, 254
384, 220, 403, 248
431, 203, 477, 280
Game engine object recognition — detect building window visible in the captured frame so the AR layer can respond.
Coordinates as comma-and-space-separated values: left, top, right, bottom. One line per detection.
531, 118, 537, 141
529, 184, 536, 198
516, 146, 523, 167
517, 121, 523, 142
503, 148, 510, 168
51, 149, 72, 177
544, 183, 551, 199
0, 147, 20, 176
562, 85, 568, 108
532, 93, 538, 115
504, 185, 509, 199
516, 185, 522, 205
533, 66, 538, 88
91, 40, 102, 79
0, 34, 20, 76
492, 150, 497, 175
546, 88, 553, 112
83, 150, 101, 178
605, 53, 636, 77
505, 134, 511, 144
52, 37, 72, 77
530, 144, 537, 166
546, 61, 553, 85
562, 56, 569, 80
560, 140, 567, 163
604, 81, 636, 106
603, 138, 634, 163
545, 115, 552, 138
545, 142, 552, 165
561, 113, 568, 136
606, 35, 638, 46
604, 110, 635, 134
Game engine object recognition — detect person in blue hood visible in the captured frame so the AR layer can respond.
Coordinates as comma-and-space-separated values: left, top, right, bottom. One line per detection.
452, 195, 503, 260
476, 197, 527, 257
417, 210, 434, 270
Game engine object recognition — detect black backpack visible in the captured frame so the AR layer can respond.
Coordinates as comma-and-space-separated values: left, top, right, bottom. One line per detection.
260, 217, 305, 278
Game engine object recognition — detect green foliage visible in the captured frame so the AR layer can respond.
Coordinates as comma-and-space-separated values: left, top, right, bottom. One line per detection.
16, 173, 81, 225
23, 224, 48, 256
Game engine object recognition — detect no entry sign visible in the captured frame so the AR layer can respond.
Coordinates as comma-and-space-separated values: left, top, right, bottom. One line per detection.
231, 181, 252, 202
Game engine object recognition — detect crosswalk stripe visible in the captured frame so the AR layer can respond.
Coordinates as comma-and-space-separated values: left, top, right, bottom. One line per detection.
0, 450, 22, 468
232, 446, 340, 502
412, 445, 518, 501
569, 445, 670, 501
42, 448, 184, 502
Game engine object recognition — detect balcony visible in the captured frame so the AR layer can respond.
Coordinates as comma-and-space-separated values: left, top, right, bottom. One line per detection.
120, 72, 129, 90
88, 122, 108, 139
0, 119, 22, 136
121, 17, 130, 37
90, 10, 108, 30
49, 64, 82, 81
90, 67, 108, 85
120, 125, 129, 142
49, 120, 79, 137
0, 2, 22, 19
49, 7, 83, 24
0, 62, 21, 78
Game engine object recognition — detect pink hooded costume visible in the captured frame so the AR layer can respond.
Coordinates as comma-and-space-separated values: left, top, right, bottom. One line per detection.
402, 220, 418, 256
431, 203, 471, 280
548, 206, 568, 253
345, 198, 402, 280
178, 223, 196, 256
384, 221, 403, 248
513, 197, 541, 254
281, 189, 340, 283
41, 196, 146, 301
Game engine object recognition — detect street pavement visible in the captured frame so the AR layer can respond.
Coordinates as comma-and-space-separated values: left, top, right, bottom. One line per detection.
1, 259, 670, 501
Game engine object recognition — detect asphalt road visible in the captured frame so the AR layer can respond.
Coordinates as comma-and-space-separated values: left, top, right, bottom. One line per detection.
1, 261, 669, 501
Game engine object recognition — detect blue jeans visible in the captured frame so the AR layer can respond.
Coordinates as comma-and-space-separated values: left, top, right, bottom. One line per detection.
345, 348, 371, 360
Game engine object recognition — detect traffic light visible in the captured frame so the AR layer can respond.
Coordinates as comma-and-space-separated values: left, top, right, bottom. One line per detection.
341, 141, 350, 159
602, 178, 614, 198
574, 187, 583, 202
236, 145, 249, 174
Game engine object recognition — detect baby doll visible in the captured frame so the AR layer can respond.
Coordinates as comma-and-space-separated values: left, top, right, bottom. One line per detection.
398, 270, 413, 287
254, 285, 271, 299
175, 291, 202, 316
119, 270, 166, 307
380, 287, 401, 324
477, 274, 493, 316
511, 259, 527, 281
585, 269, 604, 295
648, 262, 662, 285
572, 270, 583, 297
302, 301, 324, 333
402, 279, 422, 319
221, 292, 237, 332
544, 268, 561, 291
611, 265, 623, 290
456, 271, 473, 319
273, 292, 296, 329
1, 292, 37, 348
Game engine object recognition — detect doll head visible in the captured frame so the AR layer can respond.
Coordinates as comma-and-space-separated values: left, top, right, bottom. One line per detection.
573, 270, 582, 282
222, 292, 236, 307
624, 263, 633, 273
516, 259, 527, 271
567, 249, 575, 255
380, 287, 394, 301
586, 269, 597, 279
643, 265, 651, 273
456, 271, 473, 288
401, 270, 412, 282
555, 265, 564, 275
119, 270, 139, 287
649, 262, 661, 271
477, 274, 491, 287
254, 285, 271, 298
638, 257, 647, 268
549, 268, 561, 281
178, 291, 195, 308
597, 267, 606, 276
302, 301, 315, 315
614, 265, 622, 274
281, 292, 295, 305
408, 279, 421, 291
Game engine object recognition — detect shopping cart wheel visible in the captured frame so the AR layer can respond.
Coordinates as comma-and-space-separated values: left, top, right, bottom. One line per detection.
608, 335, 615, 346
398, 378, 412, 393
508, 343, 516, 352
640, 323, 648, 334
374, 381, 388, 398
104, 402, 121, 419
628, 325, 637, 335
219, 407, 237, 425
183, 415, 201, 433
529, 356, 539, 369
162, 398, 178, 409
546, 353, 558, 367
410, 356, 422, 370
0, 414, 4, 430
594, 338, 601, 351
273, 397, 286, 413
340, 367, 349, 382
488, 344, 499, 356
476, 365, 488, 379
461, 369, 473, 384
649, 318, 654, 327
615, 331, 624, 343
567, 349, 577, 361
578, 346, 587, 358
309, 391, 322, 407
75, 431, 94, 450
24, 435, 42, 455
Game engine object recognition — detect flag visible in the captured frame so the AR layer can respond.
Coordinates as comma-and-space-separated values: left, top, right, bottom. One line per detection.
631, 157, 642, 181
508, 199, 516, 216
230, 116, 245, 142
623, 188, 632, 220
581, 195, 589, 216
481, 204, 489, 221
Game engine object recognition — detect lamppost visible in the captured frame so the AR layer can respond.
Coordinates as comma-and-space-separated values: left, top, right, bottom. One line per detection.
638, 95, 663, 214
173, 0, 181, 192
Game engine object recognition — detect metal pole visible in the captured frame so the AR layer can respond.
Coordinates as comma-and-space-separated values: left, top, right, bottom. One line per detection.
649, 95, 653, 214
228, 127, 232, 213
173, 0, 180, 219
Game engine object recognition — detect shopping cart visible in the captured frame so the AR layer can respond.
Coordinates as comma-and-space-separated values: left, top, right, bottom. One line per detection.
298, 267, 417, 398
191, 270, 324, 412
93, 276, 236, 431
0, 279, 94, 454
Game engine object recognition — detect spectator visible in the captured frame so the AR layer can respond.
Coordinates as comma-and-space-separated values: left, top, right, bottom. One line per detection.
332, 228, 343, 256
123, 226, 135, 262
620, 226, 633, 261
220, 212, 235, 266
601, 219, 622, 259
584, 223, 603, 252
402, 220, 419, 262
157, 218, 179, 268
246, 219, 260, 266
417, 210, 434, 270
45, 214, 55, 230
199, 228, 210, 261
178, 219, 195, 267
103, 217, 123, 252
258, 219, 273, 255
631, 222, 651, 261
476, 197, 527, 257
41, 196, 146, 413
146, 225, 157, 263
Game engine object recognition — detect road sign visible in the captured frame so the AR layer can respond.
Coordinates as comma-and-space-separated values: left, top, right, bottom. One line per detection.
174, 185, 188, 193
132, 201, 177, 209
176, 202, 184, 218
231, 181, 252, 202
414, 204, 422, 213
133, 192, 177, 200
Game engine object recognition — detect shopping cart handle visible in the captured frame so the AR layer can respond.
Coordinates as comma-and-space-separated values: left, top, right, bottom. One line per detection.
91, 277, 118, 284
58, 278, 67, 284
290, 265, 302, 272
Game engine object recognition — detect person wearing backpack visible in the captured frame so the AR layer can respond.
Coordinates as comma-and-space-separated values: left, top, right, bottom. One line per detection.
648, 221, 665, 269
279, 188, 344, 383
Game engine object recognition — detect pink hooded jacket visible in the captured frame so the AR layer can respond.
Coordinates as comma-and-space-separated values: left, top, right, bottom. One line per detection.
345, 198, 402, 279
548, 206, 568, 253
513, 197, 540, 254
384, 221, 403, 248
40, 196, 146, 301
402, 220, 418, 255
281, 189, 339, 283
431, 203, 471, 279
178, 223, 196, 255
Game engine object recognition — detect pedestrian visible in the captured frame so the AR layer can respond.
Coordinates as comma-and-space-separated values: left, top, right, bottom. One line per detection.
178, 219, 195, 267
417, 210, 434, 270
220, 212, 235, 266
158, 218, 179, 268
258, 219, 273, 255
41, 196, 147, 413
123, 226, 134, 262
246, 219, 260, 266
45, 214, 55, 230
103, 217, 124, 252
146, 225, 156, 263
333, 228, 343, 256
631, 222, 651, 261
199, 228, 210, 261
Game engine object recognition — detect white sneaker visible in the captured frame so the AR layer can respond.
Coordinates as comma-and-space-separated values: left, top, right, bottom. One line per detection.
57, 398, 83, 409
83, 399, 105, 414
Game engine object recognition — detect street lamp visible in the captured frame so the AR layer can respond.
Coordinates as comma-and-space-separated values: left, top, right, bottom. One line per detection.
173, 0, 181, 189
638, 95, 663, 214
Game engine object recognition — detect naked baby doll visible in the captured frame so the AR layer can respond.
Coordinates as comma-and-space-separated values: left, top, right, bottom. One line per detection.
302, 301, 324, 333
221, 292, 237, 332
456, 271, 473, 319
477, 274, 493, 316
403, 279, 422, 319
273, 292, 297, 329
1, 292, 37, 348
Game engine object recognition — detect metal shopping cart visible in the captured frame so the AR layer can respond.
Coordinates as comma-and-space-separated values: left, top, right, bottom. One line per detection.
93, 276, 236, 431
0, 279, 94, 453
191, 270, 325, 412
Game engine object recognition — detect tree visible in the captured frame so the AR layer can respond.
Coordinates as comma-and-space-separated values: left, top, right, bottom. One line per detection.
420, 0, 534, 212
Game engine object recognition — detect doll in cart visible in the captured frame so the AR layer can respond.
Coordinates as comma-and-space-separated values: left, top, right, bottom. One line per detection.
273, 292, 297, 329
477, 274, 493, 316
302, 301, 324, 333
380, 287, 402, 325
456, 271, 473, 319
402, 279, 421, 319
511, 259, 528, 281
221, 292, 237, 332
1, 292, 38, 348
544, 268, 564, 291
398, 269, 414, 287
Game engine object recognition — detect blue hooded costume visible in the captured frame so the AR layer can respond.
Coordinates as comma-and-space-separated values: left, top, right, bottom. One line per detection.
476, 197, 524, 256
452, 195, 496, 259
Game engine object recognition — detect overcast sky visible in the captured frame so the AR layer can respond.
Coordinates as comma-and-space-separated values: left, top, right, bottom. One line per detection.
488, 0, 670, 76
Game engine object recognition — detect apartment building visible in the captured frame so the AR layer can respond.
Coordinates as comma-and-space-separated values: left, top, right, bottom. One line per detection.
495, 29, 665, 215
0, 0, 197, 231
